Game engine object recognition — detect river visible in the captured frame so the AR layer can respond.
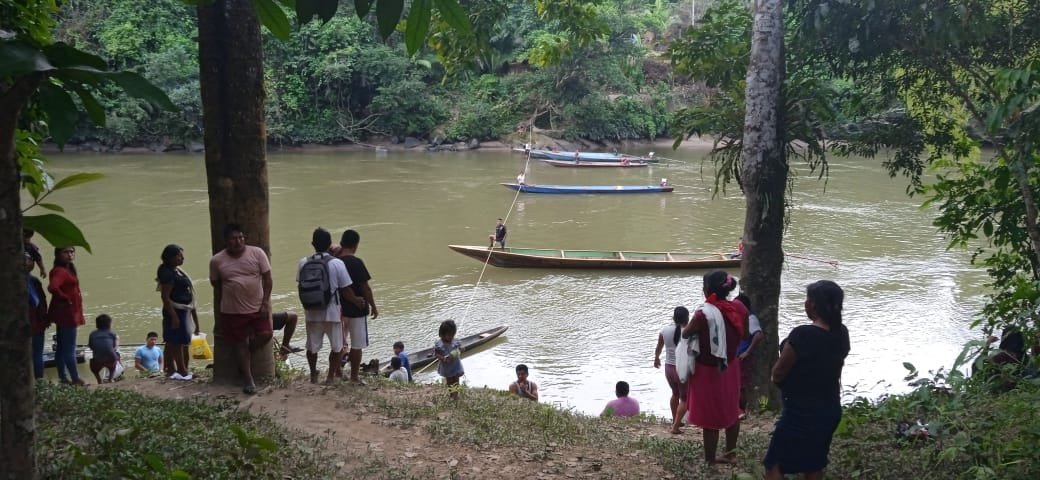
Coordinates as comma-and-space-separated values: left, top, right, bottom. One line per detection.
34, 147, 988, 416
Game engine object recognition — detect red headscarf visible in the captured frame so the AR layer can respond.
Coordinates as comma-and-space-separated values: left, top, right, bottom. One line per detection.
705, 274, 746, 339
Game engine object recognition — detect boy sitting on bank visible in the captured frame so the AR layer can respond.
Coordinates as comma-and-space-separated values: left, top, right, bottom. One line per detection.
134, 332, 164, 376
388, 356, 408, 383
87, 314, 122, 383
393, 341, 412, 382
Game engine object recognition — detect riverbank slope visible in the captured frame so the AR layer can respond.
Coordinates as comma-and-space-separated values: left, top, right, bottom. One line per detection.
32, 369, 974, 479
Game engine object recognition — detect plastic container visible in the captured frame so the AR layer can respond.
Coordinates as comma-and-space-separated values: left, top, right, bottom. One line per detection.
190, 333, 213, 360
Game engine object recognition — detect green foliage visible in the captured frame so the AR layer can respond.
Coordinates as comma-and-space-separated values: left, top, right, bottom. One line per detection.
4, 0, 170, 256
668, 0, 838, 194
789, 0, 1040, 339
35, 384, 339, 479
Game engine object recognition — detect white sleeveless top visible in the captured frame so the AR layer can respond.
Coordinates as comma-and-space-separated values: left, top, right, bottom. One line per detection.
660, 324, 681, 365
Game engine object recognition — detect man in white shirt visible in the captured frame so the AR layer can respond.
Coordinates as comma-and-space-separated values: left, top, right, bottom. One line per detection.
297, 228, 364, 385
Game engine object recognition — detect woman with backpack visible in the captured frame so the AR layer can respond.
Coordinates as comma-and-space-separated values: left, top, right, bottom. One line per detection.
764, 280, 850, 479
157, 244, 199, 380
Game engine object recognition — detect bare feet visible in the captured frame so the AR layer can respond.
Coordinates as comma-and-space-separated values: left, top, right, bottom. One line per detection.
670, 427, 683, 434
713, 454, 737, 465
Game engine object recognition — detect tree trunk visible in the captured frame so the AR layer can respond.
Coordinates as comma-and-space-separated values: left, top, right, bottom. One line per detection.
0, 75, 43, 480
739, 0, 785, 411
197, 0, 274, 384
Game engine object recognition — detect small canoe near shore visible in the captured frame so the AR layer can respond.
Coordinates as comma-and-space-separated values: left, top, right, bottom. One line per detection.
501, 183, 673, 194
541, 159, 650, 168
448, 245, 742, 269
43, 348, 87, 368
377, 326, 509, 374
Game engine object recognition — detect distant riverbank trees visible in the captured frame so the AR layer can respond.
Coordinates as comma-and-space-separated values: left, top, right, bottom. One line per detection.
52, 0, 704, 150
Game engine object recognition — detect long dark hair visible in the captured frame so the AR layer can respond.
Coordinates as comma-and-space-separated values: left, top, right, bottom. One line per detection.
703, 270, 737, 300
672, 306, 689, 345
157, 244, 183, 280
53, 246, 77, 277
807, 280, 849, 352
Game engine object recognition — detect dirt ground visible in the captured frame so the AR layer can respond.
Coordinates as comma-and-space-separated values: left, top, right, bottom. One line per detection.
106, 376, 770, 479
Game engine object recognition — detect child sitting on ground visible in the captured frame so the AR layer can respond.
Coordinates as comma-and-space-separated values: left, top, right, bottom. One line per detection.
388, 356, 408, 383
393, 340, 412, 382
87, 314, 122, 384
134, 331, 164, 376
434, 320, 464, 398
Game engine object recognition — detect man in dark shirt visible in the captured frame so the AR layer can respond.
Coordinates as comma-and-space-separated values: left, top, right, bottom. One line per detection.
336, 229, 379, 383
488, 218, 507, 248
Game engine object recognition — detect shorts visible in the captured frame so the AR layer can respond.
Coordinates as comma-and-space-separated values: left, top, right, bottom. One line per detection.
272, 312, 289, 331
306, 321, 344, 353
341, 316, 369, 350
221, 311, 272, 343
665, 364, 688, 401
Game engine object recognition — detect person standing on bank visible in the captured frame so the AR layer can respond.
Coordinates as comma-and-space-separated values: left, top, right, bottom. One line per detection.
298, 227, 354, 385
26, 251, 49, 380
764, 280, 850, 480
681, 271, 747, 465
655, 306, 690, 434
488, 218, 507, 249
336, 229, 377, 384
158, 244, 200, 380
209, 224, 273, 395
48, 246, 86, 385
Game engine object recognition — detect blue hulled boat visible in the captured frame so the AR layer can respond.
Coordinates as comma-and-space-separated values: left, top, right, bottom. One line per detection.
501, 183, 673, 194
529, 149, 657, 163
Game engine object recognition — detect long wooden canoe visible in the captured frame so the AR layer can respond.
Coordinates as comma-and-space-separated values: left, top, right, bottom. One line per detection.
448, 245, 742, 269
541, 159, 650, 168
377, 325, 509, 374
529, 149, 657, 163
501, 183, 673, 194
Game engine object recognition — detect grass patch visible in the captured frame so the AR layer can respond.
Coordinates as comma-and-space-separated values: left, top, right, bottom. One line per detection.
36, 383, 339, 479
364, 382, 617, 452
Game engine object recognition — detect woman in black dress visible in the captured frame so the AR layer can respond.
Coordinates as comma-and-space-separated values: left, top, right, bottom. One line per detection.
764, 280, 850, 479
157, 244, 199, 379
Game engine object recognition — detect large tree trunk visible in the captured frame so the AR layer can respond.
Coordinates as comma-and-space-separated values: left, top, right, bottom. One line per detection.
197, 0, 275, 384
0, 76, 43, 480
739, 0, 786, 411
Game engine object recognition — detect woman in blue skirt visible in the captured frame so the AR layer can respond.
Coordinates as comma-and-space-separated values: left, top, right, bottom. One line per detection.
764, 280, 850, 479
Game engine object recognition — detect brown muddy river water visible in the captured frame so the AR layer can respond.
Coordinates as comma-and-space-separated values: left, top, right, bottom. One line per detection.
35, 147, 987, 415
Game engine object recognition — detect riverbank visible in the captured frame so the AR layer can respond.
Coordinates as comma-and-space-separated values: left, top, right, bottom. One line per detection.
33, 365, 1007, 479
42, 135, 717, 155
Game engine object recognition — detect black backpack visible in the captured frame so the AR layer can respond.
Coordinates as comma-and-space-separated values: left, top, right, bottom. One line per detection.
298, 254, 336, 310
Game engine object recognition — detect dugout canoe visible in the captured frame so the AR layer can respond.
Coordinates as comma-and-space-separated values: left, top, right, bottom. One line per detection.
377, 326, 509, 374
541, 159, 650, 168
448, 245, 742, 269
501, 183, 672, 194
529, 149, 657, 163
43, 348, 87, 368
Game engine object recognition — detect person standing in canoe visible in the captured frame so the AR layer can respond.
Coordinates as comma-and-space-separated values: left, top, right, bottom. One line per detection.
488, 218, 507, 249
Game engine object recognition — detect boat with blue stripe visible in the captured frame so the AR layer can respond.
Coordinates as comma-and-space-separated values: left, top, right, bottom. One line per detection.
501, 183, 673, 194
529, 149, 657, 163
